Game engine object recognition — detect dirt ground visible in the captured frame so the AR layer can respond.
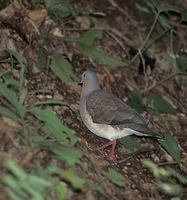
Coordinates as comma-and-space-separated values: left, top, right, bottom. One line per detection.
0, 0, 187, 200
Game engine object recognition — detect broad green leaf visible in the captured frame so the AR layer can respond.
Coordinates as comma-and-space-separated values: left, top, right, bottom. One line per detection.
60, 169, 85, 190
166, 167, 187, 184
78, 30, 103, 46
126, 90, 145, 113
142, 0, 172, 30
163, 53, 187, 72
6, 189, 24, 200
2, 73, 20, 88
4, 159, 27, 179
119, 136, 141, 151
162, 53, 177, 68
9, 49, 26, 64
38, 46, 47, 68
77, 42, 127, 69
0, 106, 22, 123
0, 83, 26, 118
42, 124, 68, 143
157, 180, 182, 196
19, 88, 28, 105
159, 133, 181, 163
135, 2, 150, 13
143, 160, 171, 178
102, 169, 125, 187
147, 93, 176, 114
4, 159, 51, 200
89, 182, 106, 196
30, 107, 63, 131
42, 141, 81, 166
143, 160, 184, 196
50, 57, 78, 85
176, 56, 187, 72
30, 107, 78, 145
44, 0, 76, 18
55, 182, 66, 200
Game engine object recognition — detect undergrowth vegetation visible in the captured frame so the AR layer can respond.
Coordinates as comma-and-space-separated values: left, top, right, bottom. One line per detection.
0, 0, 187, 199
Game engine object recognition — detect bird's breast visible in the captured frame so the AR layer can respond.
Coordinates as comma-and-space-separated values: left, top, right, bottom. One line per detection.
80, 100, 133, 140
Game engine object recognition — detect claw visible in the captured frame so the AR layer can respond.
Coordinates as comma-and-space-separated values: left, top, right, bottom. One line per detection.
99, 140, 117, 160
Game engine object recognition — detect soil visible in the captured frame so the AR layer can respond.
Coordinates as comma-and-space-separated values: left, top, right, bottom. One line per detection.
0, 0, 187, 200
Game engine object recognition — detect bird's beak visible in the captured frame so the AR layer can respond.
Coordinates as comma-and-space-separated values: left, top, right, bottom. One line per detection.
78, 80, 83, 87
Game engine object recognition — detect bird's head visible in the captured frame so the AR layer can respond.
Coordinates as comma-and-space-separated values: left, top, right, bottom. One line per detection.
79, 69, 100, 96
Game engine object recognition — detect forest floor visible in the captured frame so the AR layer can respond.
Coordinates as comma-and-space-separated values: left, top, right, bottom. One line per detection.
0, 0, 187, 200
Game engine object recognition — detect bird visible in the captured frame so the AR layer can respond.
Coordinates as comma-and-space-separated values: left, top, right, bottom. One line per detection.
79, 69, 161, 160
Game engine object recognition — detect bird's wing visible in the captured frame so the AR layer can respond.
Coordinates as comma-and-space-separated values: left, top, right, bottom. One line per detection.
86, 90, 161, 138
86, 90, 146, 126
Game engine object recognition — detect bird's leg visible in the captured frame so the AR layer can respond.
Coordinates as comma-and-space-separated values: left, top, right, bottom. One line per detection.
99, 140, 117, 160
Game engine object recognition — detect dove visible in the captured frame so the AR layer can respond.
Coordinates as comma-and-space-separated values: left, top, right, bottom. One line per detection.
79, 69, 160, 160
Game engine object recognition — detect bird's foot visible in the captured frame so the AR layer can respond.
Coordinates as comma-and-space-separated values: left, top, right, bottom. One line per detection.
106, 153, 116, 161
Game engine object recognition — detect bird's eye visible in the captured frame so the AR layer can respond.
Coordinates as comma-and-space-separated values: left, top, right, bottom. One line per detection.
83, 74, 86, 77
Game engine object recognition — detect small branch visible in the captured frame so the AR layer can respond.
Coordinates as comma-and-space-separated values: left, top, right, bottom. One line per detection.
104, 30, 128, 54
107, 0, 139, 30
129, 12, 160, 65
118, 148, 157, 164
140, 72, 187, 94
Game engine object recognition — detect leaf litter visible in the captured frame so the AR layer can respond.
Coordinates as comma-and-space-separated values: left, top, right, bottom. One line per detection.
0, 0, 187, 200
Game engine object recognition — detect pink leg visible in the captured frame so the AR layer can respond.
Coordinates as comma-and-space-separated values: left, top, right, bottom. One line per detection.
99, 140, 117, 160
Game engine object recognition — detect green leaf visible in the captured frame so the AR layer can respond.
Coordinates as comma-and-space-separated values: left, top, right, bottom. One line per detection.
103, 169, 125, 187
162, 53, 177, 68
76, 30, 128, 69
89, 182, 106, 196
60, 169, 85, 190
9, 49, 26, 64
42, 141, 81, 166
176, 56, 187, 72
2, 73, 20, 88
50, 57, 78, 85
0, 106, 22, 123
4, 159, 51, 200
163, 53, 187, 72
166, 167, 187, 185
4, 159, 27, 179
77, 30, 103, 46
30, 107, 63, 129
55, 182, 66, 200
159, 133, 181, 163
143, 160, 171, 178
157, 180, 182, 196
147, 92, 176, 114
126, 90, 145, 113
19, 88, 28, 105
77, 42, 127, 69
0, 83, 26, 118
159, 4, 187, 22
142, 0, 172, 30
30, 107, 78, 145
119, 136, 141, 151
44, 0, 76, 18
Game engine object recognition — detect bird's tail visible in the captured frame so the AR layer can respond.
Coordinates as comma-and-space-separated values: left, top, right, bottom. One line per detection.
133, 125, 162, 139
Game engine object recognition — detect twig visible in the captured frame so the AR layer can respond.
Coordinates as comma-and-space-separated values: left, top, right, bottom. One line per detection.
107, 0, 140, 32
138, 49, 148, 86
118, 148, 157, 164
158, 161, 177, 166
129, 12, 160, 65
140, 72, 187, 94
104, 30, 128, 54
